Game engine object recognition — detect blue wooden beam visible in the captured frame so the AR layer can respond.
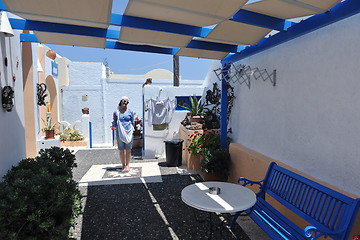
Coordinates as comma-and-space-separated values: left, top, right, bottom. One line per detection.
10, 18, 119, 40
20, 33, 38, 42
20, 33, 179, 55
230, 9, 295, 31
186, 39, 245, 53
220, 64, 231, 148
111, 14, 212, 38
0, 0, 6, 11
222, 0, 360, 64
13, 19, 240, 53
105, 41, 178, 55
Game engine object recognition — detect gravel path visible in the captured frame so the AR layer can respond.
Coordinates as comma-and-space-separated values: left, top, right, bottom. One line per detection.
70, 148, 250, 240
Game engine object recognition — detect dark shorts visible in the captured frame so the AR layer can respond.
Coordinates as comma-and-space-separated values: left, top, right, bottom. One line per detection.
116, 134, 133, 150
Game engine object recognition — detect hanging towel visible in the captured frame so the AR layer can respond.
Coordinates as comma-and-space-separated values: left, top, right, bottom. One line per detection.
148, 98, 175, 126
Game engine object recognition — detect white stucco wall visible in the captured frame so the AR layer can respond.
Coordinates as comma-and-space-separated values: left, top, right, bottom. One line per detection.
205, 13, 360, 196
62, 62, 105, 145
0, 30, 26, 178
62, 63, 205, 149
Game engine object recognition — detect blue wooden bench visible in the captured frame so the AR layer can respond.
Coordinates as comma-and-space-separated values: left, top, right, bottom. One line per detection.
230, 162, 360, 240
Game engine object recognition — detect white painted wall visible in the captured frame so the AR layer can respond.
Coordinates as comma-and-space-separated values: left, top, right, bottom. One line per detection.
204, 13, 360, 196
0, 30, 26, 178
62, 63, 205, 149
62, 62, 105, 145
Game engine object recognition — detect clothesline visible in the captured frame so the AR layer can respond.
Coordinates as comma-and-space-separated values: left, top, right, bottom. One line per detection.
145, 97, 176, 127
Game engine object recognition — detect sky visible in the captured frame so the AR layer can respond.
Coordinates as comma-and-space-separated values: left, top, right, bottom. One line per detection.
46, 44, 215, 80
45, 0, 216, 80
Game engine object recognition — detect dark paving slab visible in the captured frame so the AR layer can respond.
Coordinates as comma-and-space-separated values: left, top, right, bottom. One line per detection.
71, 149, 250, 240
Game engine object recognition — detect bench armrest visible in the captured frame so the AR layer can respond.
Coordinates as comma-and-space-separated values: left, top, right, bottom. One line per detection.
237, 177, 264, 189
304, 226, 343, 240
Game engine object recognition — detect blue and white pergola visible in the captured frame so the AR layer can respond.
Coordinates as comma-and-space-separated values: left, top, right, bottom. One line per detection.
1, 0, 360, 147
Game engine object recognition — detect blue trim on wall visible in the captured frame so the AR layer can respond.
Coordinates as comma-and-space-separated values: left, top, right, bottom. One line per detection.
175, 96, 201, 110
230, 9, 295, 31
223, 0, 360, 64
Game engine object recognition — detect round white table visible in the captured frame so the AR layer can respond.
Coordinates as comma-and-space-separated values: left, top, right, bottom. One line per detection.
181, 181, 256, 213
181, 181, 256, 239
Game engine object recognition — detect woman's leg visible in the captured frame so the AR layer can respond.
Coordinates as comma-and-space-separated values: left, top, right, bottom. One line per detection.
124, 149, 131, 171
119, 150, 125, 170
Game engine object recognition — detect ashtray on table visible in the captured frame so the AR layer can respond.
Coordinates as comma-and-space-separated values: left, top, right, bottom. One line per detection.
209, 187, 221, 195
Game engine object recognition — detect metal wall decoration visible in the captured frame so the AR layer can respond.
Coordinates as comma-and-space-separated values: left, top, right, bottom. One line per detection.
2, 85, 14, 112
214, 63, 276, 89
36, 83, 47, 106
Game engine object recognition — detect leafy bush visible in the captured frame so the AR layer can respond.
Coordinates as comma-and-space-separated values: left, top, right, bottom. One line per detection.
201, 147, 231, 181
188, 130, 231, 155
0, 147, 82, 240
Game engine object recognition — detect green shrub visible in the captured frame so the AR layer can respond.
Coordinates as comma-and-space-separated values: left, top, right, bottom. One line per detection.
188, 131, 232, 155
0, 147, 82, 240
200, 147, 231, 181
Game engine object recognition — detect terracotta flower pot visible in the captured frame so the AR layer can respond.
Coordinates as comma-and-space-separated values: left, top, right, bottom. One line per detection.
132, 135, 143, 149
45, 129, 55, 139
202, 171, 221, 182
190, 116, 204, 123
46, 50, 56, 60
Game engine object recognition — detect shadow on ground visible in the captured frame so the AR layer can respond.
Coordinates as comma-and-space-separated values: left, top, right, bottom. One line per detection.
79, 174, 250, 240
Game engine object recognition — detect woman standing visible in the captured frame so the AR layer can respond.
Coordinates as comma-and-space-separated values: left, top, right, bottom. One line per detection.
113, 96, 134, 172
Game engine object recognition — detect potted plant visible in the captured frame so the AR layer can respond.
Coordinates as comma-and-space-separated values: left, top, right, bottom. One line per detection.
60, 127, 86, 147
180, 95, 205, 123
201, 147, 231, 182
42, 116, 57, 139
132, 114, 143, 148
187, 130, 231, 172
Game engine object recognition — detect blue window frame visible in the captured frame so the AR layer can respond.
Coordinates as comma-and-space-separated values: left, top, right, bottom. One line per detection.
175, 96, 201, 110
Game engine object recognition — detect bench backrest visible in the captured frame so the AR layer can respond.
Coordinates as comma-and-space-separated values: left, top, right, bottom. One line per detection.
261, 162, 360, 239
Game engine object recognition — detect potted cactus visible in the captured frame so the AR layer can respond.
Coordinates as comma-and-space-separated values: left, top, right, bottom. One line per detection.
42, 116, 57, 139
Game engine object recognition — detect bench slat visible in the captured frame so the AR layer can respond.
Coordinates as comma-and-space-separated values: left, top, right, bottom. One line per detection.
300, 185, 310, 211
289, 180, 300, 205
309, 189, 319, 217
320, 196, 332, 224
325, 198, 337, 227
330, 200, 343, 230
251, 198, 306, 240
316, 193, 327, 221
304, 188, 314, 215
